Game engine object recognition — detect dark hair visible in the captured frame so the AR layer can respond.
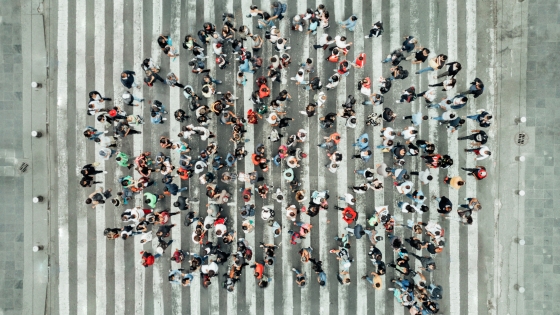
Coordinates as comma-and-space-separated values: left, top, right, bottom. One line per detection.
85, 198, 92, 204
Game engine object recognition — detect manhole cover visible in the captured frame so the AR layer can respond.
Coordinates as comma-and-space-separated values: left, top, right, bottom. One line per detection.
515, 133, 528, 146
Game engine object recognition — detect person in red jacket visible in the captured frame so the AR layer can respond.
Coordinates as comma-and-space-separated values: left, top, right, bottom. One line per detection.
336, 206, 357, 224
140, 251, 155, 267
461, 166, 487, 180
352, 52, 366, 69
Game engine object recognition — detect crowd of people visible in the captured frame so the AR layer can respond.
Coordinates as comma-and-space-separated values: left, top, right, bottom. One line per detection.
81, 2, 492, 314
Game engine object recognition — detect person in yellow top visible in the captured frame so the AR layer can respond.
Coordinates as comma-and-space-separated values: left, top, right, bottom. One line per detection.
443, 175, 465, 190
362, 271, 383, 290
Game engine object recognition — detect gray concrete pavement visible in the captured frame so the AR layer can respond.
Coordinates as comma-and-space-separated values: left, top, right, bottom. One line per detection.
15, 0, 554, 314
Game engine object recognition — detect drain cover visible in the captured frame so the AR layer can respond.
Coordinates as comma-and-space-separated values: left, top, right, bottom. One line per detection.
515, 133, 528, 146
19, 162, 29, 173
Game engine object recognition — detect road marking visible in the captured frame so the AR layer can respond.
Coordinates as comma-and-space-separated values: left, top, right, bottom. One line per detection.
75, 0, 88, 313
56, 0, 70, 313
465, 0, 479, 312
112, 1, 126, 314
94, 0, 107, 313
132, 0, 145, 312
446, 1, 461, 315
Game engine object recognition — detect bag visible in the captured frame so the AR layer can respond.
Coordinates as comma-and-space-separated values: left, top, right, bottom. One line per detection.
280, 3, 287, 14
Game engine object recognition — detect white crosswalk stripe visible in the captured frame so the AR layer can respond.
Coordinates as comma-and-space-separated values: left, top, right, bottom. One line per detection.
52, 0, 497, 314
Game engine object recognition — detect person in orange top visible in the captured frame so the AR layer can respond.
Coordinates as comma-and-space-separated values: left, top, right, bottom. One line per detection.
352, 52, 366, 68
326, 132, 342, 145
336, 206, 357, 224
258, 84, 270, 99
177, 167, 190, 180
443, 175, 464, 190
250, 261, 265, 279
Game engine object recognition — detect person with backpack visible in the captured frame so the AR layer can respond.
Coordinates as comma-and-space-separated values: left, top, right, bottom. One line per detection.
269, 1, 287, 21
365, 21, 383, 38
395, 86, 417, 103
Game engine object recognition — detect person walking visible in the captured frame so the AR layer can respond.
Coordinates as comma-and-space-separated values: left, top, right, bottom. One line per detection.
121, 70, 140, 89
460, 77, 485, 98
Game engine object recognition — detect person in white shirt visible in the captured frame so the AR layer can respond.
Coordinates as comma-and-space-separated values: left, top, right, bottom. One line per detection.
416, 88, 437, 104
410, 169, 433, 185
313, 34, 335, 50
400, 126, 418, 142
381, 127, 396, 140
398, 201, 419, 213
194, 160, 207, 174
275, 38, 290, 52
314, 91, 327, 107
432, 111, 458, 123
396, 181, 413, 195
285, 205, 298, 221
325, 73, 340, 90
465, 145, 492, 160
339, 193, 356, 205
291, 70, 308, 85
346, 116, 357, 129
201, 261, 219, 277
333, 35, 352, 50
215, 223, 227, 237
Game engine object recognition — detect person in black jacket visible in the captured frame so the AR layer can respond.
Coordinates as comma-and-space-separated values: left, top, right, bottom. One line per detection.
120, 70, 139, 89
436, 61, 462, 78
460, 77, 485, 98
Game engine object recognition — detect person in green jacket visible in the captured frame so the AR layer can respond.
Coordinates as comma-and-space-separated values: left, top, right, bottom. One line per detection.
144, 192, 164, 208
116, 152, 133, 169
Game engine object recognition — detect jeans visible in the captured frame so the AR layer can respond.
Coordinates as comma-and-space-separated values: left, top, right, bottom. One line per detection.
432, 116, 446, 121
466, 114, 479, 120
416, 66, 434, 74
426, 103, 442, 109
292, 268, 302, 275
397, 201, 405, 208
365, 276, 375, 284
193, 254, 208, 264
382, 56, 392, 63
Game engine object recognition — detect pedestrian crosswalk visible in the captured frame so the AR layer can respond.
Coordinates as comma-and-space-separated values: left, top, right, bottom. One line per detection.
53, 0, 496, 314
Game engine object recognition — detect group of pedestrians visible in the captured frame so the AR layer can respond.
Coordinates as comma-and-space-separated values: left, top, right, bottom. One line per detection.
80, 2, 492, 313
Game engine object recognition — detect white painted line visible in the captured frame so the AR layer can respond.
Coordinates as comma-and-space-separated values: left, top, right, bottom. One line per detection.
446, 1, 461, 315
112, 1, 126, 314
351, 1, 367, 315
313, 0, 330, 313
150, 1, 164, 314
57, 0, 70, 313
183, 2, 201, 315
333, 2, 348, 315
75, 0, 88, 313
387, 2, 404, 315
131, 0, 145, 314
465, 1, 479, 314
94, 0, 107, 313
169, 1, 183, 314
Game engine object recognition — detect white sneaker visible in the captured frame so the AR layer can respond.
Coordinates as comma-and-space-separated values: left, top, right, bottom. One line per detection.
162, 118, 167, 121
103, 171, 108, 174
104, 130, 109, 133
365, 36, 369, 38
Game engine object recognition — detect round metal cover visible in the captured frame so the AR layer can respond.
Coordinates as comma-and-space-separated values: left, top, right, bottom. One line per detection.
515, 132, 528, 146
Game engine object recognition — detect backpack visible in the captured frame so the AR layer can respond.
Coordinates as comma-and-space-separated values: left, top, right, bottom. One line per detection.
264, 31, 271, 40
